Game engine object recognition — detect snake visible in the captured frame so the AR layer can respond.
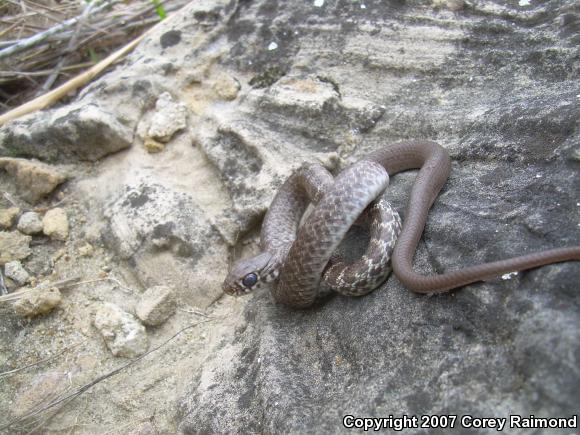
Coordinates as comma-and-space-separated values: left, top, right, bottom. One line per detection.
222, 140, 580, 308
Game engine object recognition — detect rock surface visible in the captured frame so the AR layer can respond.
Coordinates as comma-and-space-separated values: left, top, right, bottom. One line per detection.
136, 285, 177, 326
0, 158, 67, 203
174, 0, 579, 433
0, 0, 578, 433
93, 302, 149, 357
13, 287, 62, 317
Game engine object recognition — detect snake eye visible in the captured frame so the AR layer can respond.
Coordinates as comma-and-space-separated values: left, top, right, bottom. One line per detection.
242, 272, 258, 288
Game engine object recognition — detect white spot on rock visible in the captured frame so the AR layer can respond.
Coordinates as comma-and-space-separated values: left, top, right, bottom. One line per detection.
501, 271, 519, 280
314, 0, 324, 7
147, 92, 188, 143
268, 41, 278, 51
519, 0, 530, 5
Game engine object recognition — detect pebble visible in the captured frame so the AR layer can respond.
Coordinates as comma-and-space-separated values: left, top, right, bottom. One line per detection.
136, 285, 177, 326
78, 243, 94, 257
43, 208, 69, 241
4, 260, 30, 286
93, 303, 149, 357
0, 158, 67, 204
17, 211, 43, 235
0, 231, 32, 265
13, 287, 62, 317
0, 207, 20, 229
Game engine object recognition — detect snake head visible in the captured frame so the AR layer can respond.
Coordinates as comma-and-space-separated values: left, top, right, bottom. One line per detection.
222, 252, 279, 296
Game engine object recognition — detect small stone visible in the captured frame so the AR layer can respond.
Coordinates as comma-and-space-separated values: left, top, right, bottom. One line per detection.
0, 158, 67, 204
43, 208, 69, 241
144, 138, 166, 154
212, 74, 241, 101
0, 207, 20, 229
136, 285, 177, 326
147, 92, 188, 143
17, 211, 43, 235
93, 303, 149, 357
0, 231, 32, 265
13, 287, 62, 317
4, 260, 30, 285
78, 243, 94, 257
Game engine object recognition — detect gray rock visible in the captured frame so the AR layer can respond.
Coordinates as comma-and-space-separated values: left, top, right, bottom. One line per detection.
93, 302, 149, 358
17, 211, 43, 235
136, 285, 177, 326
0, 102, 134, 162
0, 231, 32, 265
177, 0, 580, 433
4, 260, 30, 285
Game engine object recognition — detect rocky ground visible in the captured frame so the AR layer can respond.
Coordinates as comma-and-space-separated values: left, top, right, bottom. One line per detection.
1, 0, 579, 433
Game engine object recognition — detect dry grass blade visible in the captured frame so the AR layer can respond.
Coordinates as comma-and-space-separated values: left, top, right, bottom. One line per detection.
0, 0, 191, 113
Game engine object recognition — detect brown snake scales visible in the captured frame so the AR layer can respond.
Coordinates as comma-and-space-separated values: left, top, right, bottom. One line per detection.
222, 140, 580, 308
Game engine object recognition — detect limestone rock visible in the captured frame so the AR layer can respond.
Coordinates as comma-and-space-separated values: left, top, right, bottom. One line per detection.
93, 302, 149, 357
147, 92, 188, 143
4, 260, 30, 285
43, 208, 69, 241
0, 231, 31, 265
0, 207, 20, 229
17, 211, 43, 235
136, 285, 176, 326
0, 102, 134, 161
0, 158, 67, 204
13, 287, 62, 317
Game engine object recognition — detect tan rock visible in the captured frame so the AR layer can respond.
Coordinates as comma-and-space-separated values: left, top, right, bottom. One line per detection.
78, 242, 94, 257
43, 208, 69, 241
0, 207, 20, 229
0, 231, 32, 265
212, 74, 241, 101
13, 287, 62, 317
0, 158, 67, 204
136, 285, 177, 326
144, 138, 165, 153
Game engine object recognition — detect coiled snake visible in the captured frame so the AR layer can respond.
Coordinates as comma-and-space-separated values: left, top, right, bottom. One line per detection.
222, 140, 580, 308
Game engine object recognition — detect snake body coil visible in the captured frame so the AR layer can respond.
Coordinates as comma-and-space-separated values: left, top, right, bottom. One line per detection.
223, 140, 580, 308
